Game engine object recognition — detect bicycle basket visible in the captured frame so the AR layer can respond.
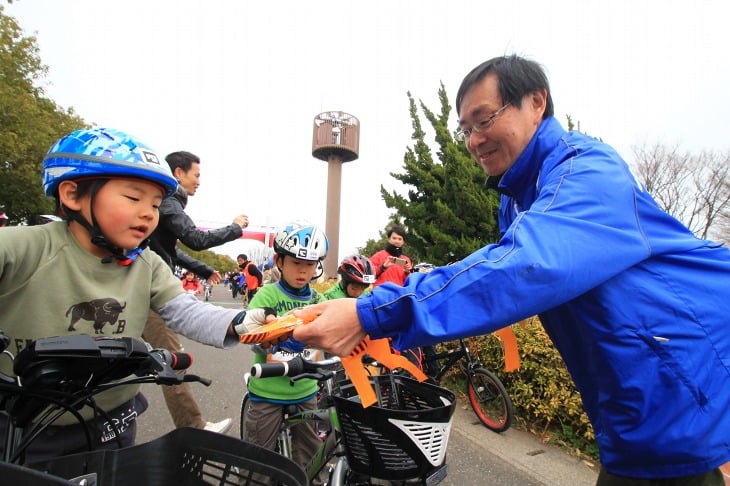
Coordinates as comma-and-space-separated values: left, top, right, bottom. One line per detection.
29, 428, 307, 486
333, 374, 456, 481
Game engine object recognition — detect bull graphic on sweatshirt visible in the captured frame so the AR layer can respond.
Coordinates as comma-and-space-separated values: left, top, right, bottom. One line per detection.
66, 298, 127, 333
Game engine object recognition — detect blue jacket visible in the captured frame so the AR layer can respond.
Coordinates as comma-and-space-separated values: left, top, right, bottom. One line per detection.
357, 117, 730, 478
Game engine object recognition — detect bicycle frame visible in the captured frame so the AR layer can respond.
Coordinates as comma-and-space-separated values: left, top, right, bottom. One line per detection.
425, 338, 477, 383
282, 383, 346, 481
242, 362, 349, 484
422, 337, 514, 433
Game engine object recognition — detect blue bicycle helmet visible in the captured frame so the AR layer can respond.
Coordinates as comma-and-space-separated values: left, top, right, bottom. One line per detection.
42, 128, 177, 198
273, 221, 329, 261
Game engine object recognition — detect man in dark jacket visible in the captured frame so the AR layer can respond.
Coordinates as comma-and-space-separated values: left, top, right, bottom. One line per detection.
145, 150, 249, 433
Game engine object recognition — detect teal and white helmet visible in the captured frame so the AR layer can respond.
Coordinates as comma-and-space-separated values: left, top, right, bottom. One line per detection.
273, 221, 329, 261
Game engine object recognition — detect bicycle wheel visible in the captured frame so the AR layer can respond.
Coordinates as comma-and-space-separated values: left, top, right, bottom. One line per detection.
239, 392, 250, 439
466, 367, 513, 432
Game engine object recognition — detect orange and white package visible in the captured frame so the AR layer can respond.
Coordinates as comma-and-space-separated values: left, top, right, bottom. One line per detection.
238, 312, 316, 346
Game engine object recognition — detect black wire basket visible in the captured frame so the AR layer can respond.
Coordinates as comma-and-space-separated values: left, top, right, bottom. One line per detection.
333, 374, 456, 481
26, 428, 307, 485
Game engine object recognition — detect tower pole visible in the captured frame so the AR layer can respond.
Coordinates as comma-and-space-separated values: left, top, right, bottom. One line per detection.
312, 111, 359, 280
325, 154, 343, 279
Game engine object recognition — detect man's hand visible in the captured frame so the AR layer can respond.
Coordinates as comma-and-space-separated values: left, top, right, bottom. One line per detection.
292, 299, 366, 356
233, 214, 249, 229
232, 307, 276, 335
208, 270, 222, 285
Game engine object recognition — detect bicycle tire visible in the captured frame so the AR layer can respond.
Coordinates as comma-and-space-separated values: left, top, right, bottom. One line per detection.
466, 367, 513, 433
239, 392, 250, 440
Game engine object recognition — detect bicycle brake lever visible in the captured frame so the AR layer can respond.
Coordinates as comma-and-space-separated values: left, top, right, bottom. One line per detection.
182, 374, 212, 386
289, 372, 327, 384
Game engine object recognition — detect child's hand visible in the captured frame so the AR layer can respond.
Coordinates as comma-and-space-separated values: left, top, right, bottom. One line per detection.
233, 307, 276, 334
273, 337, 306, 353
237, 310, 317, 346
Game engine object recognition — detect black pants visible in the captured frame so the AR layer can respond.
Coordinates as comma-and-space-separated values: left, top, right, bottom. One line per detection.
0, 394, 148, 464
596, 466, 724, 486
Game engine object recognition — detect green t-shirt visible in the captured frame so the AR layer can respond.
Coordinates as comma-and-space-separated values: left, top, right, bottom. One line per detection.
246, 282, 325, 402
323, 282, 347, 300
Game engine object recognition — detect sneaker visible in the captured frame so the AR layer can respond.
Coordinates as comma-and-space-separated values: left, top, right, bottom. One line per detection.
203, 418, 233, 434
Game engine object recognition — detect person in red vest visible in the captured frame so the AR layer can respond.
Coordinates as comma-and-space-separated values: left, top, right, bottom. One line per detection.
237, 254, 263, 304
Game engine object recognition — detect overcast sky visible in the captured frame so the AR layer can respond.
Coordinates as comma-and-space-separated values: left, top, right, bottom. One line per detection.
6, 0, 729, 262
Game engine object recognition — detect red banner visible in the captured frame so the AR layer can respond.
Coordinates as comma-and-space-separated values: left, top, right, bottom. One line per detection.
198, 227, 276, 248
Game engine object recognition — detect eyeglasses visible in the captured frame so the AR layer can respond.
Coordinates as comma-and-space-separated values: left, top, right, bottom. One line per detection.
455, 103, 511, 143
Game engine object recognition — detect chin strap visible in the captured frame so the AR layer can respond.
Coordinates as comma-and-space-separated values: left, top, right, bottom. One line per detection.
101, 243, 147, 266
64, 205, 147, 265
61, 179, 146, 266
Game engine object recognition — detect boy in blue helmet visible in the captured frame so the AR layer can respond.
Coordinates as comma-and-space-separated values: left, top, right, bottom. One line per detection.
0, 127, 273, 462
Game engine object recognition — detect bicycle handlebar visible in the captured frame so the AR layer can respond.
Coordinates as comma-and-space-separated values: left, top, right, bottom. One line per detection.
250, 355, 341, 380
8, 333, 195, 383
0, 331, 211, 429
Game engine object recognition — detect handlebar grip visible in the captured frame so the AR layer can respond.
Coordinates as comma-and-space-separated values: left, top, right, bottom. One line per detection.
168, 352, 193, 370
251, 357, 304, 378
149, 349, 194, 371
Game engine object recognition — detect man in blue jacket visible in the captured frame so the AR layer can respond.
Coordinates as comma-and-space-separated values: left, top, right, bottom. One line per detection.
295, 55, 730, 485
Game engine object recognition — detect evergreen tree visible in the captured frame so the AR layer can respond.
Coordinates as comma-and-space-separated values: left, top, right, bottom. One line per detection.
377, 84, 501, 265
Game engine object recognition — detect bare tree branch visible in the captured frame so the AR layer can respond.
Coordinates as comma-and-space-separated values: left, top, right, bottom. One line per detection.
631, 143, 730, 243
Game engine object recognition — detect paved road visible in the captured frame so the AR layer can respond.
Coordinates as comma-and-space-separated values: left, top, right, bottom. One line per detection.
136, 285, 598, 485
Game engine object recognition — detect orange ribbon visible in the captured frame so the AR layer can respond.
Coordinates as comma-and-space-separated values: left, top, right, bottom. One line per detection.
494, 327, 520, 372
341, 336, 427, 408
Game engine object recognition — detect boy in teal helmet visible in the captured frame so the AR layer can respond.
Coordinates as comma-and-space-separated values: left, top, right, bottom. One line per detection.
0, 128, 273, 462
243, 220, 328, 469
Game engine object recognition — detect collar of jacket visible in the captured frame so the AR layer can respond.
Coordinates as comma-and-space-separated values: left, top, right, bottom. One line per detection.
497, 116, 564, 206
174, 185, 189, 208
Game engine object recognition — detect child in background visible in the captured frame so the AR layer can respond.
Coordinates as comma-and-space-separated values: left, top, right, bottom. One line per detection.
181, 271, 203, 296
242, 221, 328, 469
323, 254, 375, 299
0, 128, 272, 462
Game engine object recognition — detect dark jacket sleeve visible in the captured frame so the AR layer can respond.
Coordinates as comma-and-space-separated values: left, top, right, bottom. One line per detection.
149, 190, 243, 275
170, 211, 243, 251
175, 247, 215, 278
248, 263, 263, 286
